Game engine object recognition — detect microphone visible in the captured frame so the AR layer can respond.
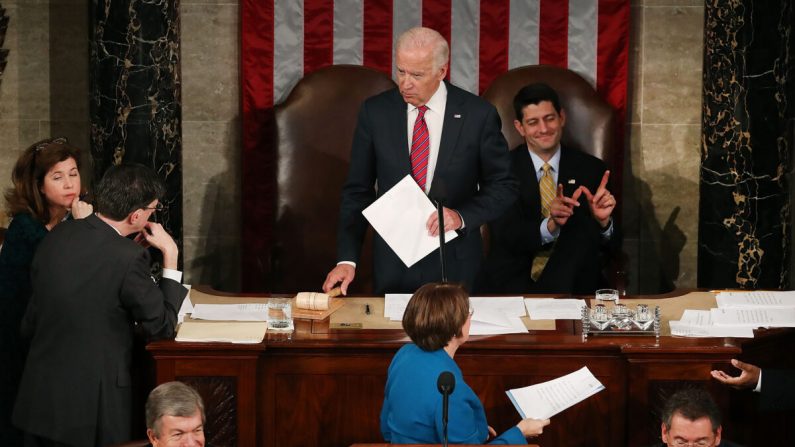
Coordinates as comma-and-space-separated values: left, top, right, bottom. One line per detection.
437, 371, 455, 447
432, 182, 448, 283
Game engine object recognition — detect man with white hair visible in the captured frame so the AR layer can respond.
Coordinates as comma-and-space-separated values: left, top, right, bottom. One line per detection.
145, 381, 206, 447
323, 27, 517, 295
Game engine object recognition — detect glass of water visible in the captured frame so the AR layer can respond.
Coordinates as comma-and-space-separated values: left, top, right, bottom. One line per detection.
267, 298, 292, 330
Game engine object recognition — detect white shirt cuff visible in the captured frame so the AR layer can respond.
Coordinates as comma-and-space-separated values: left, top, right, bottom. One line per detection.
162, 268, 183, 283
337, 261, 357, 268
601, 218, 614, 240
753, 370, 762, 393
540, 218, 559, 244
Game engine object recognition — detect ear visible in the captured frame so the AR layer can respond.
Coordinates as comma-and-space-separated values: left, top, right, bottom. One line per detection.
559, 108, 566, 127
128, 209, 143, 226
660, 422, 669, 443
437, 62, 449, 80
146, 428, 158, 445
714, 426, 722, 445
513, 119, 526, 137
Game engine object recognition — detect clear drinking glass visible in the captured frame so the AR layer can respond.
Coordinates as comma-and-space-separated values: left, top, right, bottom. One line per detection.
595, 288, 619, 304
267, 298, 292, 330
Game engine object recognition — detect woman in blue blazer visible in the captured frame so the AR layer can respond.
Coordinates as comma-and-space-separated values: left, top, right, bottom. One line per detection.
381, 283, 549, 444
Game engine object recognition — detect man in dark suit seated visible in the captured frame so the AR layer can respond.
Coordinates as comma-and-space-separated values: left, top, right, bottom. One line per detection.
145, 382, 206, 447
322, 26, 517, 295
652, 388, 742, 447
13, 164, 187, 447
711, 358, 795, 411
483, 83, 618, 295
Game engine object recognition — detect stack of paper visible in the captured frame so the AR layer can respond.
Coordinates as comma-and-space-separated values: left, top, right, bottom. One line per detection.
669, 309, 754, 338
384, 294, 529, 335
711, 307, 795, 328
524, 298, 586, 320
190, 303, 269, 321
176, 321, 267, 344
716, 291, 795, 309
506, 367, 605, 419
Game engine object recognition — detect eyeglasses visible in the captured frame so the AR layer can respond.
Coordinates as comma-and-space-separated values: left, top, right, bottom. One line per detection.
671, 439, 714, 447
144, 203, 166, 212
34, 136, 68, 152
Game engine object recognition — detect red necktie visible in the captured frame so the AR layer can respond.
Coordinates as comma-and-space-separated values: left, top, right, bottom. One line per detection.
410, 105, 430, 191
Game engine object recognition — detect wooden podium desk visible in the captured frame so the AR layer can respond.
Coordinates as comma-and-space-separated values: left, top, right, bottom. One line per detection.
147, 289, 795, 447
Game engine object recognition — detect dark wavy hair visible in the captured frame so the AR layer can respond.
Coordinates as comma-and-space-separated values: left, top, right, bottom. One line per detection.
4, 137, 83, 224
402, 283, 470, 351
513, 82, 563, 120
94, 163, 165, 220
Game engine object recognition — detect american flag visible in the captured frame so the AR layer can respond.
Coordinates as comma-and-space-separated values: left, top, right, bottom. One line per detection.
241, 0, 630, 289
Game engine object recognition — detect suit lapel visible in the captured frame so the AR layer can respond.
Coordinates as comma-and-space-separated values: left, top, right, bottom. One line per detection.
516, 147, 542, 214
557, 146, 578, 197
386, 89, 412, 176
430, 82, 464, 194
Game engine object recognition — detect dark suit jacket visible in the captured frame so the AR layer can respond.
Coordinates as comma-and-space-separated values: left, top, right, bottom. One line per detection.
760, 369, 795, 411
337, 82, 517, 294
13, 214, 187, 447
483, 144, 617, 295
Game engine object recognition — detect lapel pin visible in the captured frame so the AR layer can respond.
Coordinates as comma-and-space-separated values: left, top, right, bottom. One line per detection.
568, 179, 576, 184
454, 114, 461, 118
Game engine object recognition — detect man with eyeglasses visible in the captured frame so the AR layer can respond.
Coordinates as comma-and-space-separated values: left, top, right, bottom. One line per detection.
654, 388, 742, 447
13, 164, 187, 447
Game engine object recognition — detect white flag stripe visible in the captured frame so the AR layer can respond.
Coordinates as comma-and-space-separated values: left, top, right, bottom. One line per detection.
567, 0, 598, 87
392, 0, 422, 75
450, 0, 481, 94
274, 0, 304, 103
333, 0, 363, 65
509, 0, 540, 68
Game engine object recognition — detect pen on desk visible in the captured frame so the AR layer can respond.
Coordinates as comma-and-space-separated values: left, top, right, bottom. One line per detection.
365, 304, 371, 315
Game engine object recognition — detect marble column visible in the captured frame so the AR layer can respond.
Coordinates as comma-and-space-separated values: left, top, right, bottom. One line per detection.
88, 0, 183, 260
699, 1, 794, 288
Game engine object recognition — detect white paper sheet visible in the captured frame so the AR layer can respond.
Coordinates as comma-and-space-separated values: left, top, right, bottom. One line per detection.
190, 303, 270, 321
711, 307, 795, 328
506, 367, 605, 420
384, 295, 528, 335
524, 298, 587, 320
362, 175, 457, 267
716, 291, 795, 309
669, 309, 754, 338
177, 285, 193, 324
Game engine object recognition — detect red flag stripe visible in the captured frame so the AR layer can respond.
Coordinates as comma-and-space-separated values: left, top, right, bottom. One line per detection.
304, 0, 334, 73
539, 0, 568, 67
363, 0, 393, 74
478, 0, 510, 94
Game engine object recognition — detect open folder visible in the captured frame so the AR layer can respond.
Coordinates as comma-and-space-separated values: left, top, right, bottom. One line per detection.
506, 366, 605, 420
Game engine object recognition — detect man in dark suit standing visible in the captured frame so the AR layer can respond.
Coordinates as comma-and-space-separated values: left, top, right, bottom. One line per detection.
13, 164, 187, 447
322, 27, 517, 295
483, 83, 618, 295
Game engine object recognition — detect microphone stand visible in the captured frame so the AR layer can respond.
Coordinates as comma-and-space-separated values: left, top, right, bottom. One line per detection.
436, 199, 447, 283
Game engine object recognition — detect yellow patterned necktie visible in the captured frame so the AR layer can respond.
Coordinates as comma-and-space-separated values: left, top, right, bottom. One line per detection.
532, 163, 555, 281
539, 163, 555, 218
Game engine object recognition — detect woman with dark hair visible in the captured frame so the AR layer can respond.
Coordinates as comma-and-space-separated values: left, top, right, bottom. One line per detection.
381, 283, 550, 444
0, 137, 93, 445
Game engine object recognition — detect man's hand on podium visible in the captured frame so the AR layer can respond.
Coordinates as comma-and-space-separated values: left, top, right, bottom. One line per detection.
323, 264, 355, 296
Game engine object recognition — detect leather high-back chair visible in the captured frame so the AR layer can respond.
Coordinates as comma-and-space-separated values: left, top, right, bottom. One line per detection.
270, 65, 395, 293
480, 65, 621, 280
482, 65, 617, 178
